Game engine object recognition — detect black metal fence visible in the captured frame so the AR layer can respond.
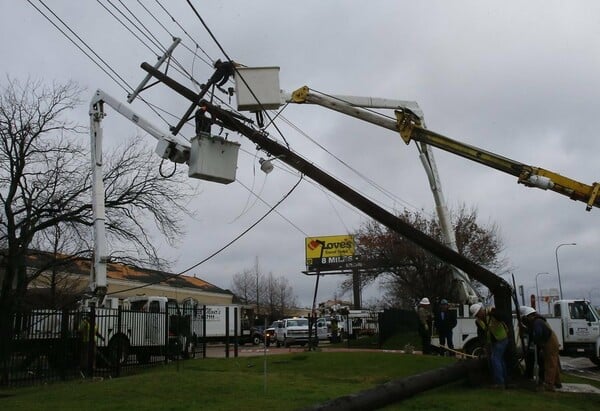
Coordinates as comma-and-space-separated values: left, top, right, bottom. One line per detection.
378, 308, 419, 345
1, 305, 244, 387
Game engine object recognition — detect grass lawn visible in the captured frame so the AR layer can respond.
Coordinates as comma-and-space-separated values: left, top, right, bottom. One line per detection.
0, 350, 598, 411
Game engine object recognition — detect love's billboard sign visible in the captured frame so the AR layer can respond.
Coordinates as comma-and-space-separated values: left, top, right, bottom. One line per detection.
305, 235, 360, 271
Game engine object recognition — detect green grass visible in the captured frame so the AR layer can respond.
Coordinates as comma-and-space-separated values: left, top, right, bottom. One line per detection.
0, 351, 598, 411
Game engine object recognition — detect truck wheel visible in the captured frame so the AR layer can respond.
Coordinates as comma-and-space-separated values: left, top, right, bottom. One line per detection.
276, 340, 281, 348
252, 335, 261, 345
108, 335, 130, 365
590, 355, 600, 366
464, 338, 485, 358
463, 339, 484, 358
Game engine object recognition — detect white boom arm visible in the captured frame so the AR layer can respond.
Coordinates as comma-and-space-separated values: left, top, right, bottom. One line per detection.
283, 87, 480, 304
88, 89, 190, 299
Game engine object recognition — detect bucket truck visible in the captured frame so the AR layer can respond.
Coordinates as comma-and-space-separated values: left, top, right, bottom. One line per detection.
85, 89, 247, 365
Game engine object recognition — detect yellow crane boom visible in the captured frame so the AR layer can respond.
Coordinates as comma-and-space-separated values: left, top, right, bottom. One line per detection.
395, 109, 600, 211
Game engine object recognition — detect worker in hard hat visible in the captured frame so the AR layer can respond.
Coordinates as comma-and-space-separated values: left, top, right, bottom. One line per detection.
519, 306, 562, 391
470, 303, 509, 388
434, 299, 457, 356
417, 297, 433, 355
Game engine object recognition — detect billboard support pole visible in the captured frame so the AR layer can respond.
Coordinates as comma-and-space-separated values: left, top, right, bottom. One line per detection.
352, 268, 361, 309
309, 242, 325, 351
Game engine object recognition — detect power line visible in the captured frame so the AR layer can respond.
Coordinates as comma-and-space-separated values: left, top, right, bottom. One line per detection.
107, 174, 304, 295
117, 0, 167, 53
137, 0, 213, 68
154, 0, 213, 62
28, 0, 131, 93
277, 114, 427, 217
97, 0, 161, 57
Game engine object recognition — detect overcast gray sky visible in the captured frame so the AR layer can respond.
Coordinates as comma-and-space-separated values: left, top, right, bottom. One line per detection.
3, 1, 599, 308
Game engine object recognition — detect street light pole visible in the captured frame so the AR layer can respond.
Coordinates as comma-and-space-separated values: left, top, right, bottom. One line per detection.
535, 272, 551, 313
555, 242, 576, 300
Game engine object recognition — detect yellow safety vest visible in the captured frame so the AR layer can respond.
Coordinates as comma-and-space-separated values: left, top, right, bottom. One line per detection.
476, 314, 508, 343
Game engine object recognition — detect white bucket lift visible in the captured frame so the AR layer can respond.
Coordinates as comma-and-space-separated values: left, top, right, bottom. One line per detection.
234, 66, 281, 111
188, 133, 240, 184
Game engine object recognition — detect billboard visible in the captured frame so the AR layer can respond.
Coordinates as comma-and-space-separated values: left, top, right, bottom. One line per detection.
305, 235, 361, 272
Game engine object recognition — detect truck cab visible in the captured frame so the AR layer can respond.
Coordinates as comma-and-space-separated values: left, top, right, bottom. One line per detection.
275, 317, 327, 347
553, 299, 600, 364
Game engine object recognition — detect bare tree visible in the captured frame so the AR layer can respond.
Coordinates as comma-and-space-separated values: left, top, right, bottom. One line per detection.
230, 269, 256, 304
275, 276, 298, 318
0, 77, 195, 310
346, 205, 506, 308
231, 268, 298, 321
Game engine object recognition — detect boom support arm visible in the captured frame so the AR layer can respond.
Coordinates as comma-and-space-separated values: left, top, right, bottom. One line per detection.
88, 90, 191, 300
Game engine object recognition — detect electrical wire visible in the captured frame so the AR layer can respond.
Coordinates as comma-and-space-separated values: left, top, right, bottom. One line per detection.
138, 0, 212, 68
184, 0, 292, 149
277, 114, 426, 216
118, 0, 167, 53
106, 174, 304, 295
229, 150, 261, 222
28, 0, 131, 93
29, 1, 435, 296
31, 0, 423, 230
97, 0, 161, 57
100, 0, 206, 98
235, 179, 308, 237
29, 0, 179, 128
154, 0, 213, 62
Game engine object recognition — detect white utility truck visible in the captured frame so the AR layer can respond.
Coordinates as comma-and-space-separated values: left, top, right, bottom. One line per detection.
435, 299, 600, 365
275, 317, 327, 347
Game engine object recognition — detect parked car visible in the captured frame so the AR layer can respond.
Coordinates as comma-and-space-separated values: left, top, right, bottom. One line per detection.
264, 321, 281, 347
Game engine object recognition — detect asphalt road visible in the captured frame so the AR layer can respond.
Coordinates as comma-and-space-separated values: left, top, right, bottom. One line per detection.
561, 356, 600, 381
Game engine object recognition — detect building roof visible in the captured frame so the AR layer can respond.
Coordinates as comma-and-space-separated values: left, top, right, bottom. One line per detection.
25, 250, 232, 296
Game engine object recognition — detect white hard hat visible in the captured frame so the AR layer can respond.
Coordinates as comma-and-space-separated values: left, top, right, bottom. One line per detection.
519, 306, 536, 317
419, 298, 430, 305
469, 303, 483, 317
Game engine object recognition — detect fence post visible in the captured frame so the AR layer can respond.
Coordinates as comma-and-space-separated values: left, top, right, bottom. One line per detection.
59, 308, 70, 380
87, 306, 96, 378
225, 307, 230, 358
164, 307, 169, 364
233, 307, 238, 357
202, 305, 207, 359
116, 306, 122, 377
0, 309, 11, 386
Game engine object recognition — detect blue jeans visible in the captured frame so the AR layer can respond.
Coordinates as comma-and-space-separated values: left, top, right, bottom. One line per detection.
490, 338, 508, 385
